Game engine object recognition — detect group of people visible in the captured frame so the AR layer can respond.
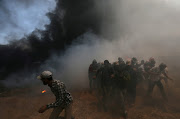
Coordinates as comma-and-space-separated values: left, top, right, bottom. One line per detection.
36, 57, 173, 119
88, 57, 173, 119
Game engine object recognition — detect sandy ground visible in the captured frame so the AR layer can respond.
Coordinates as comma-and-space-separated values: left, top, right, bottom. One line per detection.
0, 81, 180, 119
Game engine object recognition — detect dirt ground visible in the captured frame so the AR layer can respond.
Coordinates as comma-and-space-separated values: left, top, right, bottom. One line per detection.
0, 81, 180, 119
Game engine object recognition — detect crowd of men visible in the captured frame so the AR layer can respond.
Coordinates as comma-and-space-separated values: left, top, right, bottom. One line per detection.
88, 57, 173, 119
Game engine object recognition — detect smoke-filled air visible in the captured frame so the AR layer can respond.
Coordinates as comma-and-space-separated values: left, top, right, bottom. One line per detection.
1, 0, 180, 119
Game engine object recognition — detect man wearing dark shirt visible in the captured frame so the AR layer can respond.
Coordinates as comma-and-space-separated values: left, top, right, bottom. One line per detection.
95, 60, 114, 111
37, 71, 73, 119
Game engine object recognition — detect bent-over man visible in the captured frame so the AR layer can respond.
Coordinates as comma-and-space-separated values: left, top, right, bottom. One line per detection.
37, 71, 73, 119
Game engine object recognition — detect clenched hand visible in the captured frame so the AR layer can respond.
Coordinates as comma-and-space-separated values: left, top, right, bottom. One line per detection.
38, 105, 47, 113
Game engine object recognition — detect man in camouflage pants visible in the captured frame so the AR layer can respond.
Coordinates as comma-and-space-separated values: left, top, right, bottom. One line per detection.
95, 60, 114, 111
147, 63, 172, 101
88, 59, 99, 90
113, 59, 128, 119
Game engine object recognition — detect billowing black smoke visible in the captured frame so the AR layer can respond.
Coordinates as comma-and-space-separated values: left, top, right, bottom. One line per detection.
0, 0, 104, 80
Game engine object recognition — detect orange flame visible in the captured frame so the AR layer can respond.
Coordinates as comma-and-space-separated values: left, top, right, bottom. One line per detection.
42, 90, 46, 93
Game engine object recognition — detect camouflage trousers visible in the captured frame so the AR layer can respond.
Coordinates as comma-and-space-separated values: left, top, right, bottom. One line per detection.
114, 88, 126, 113
147, 80, 167, 100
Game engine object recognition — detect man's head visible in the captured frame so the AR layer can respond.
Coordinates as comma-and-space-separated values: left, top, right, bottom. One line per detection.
37, 71, 53, 85
118, 57, 123, 62
104, 60, 110, 66
92, 59, 97, 65
159, 63, 167, 71
126, 60, 131, 66
118, 57, 124, 64
141, 60, 145, 64
131, 57, 137, 65
149, 57, 156, 64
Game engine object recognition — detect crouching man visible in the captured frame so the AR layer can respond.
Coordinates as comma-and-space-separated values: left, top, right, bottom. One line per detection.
37, 71, 73, 119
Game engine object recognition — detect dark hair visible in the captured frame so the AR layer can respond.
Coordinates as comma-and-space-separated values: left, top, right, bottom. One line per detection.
104, 60, 109, 64
159, 63, 167, 70
47, 77, 53, 81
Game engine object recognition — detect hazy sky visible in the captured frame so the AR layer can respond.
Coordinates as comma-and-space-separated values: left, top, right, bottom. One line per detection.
0, 0, 56, 44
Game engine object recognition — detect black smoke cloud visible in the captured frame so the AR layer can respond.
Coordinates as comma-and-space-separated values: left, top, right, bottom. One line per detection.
0, 0, 105, 81
2, 0, 180, 88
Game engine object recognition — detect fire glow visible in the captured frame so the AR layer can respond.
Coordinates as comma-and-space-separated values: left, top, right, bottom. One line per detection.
42, 90, 46, 93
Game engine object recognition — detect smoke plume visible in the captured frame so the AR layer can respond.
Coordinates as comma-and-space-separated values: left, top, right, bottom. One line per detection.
40, 0, 180, 88
1, 0, 180, 88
